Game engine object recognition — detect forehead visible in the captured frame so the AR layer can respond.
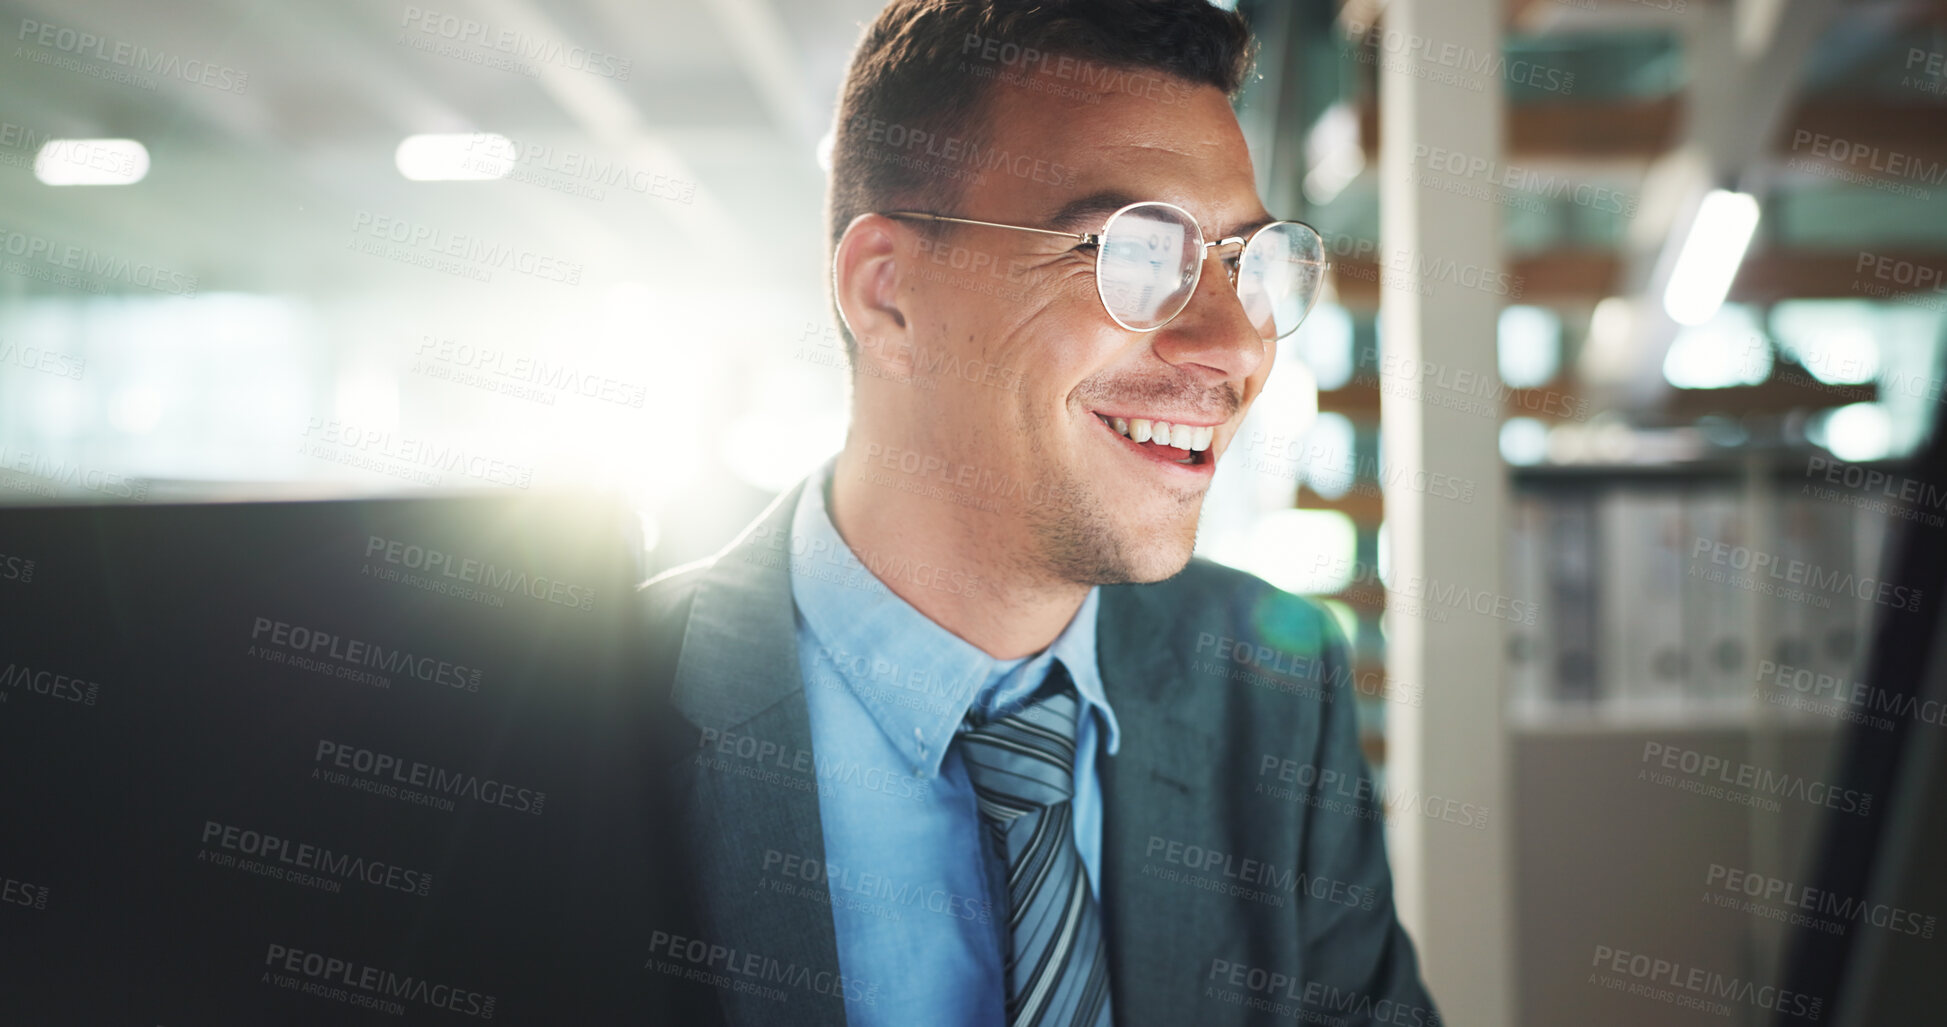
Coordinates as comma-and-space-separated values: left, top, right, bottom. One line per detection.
955, 73, 1267, 235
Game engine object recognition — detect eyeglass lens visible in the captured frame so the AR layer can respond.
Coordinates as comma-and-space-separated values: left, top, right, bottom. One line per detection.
1093, 202, 1323, 340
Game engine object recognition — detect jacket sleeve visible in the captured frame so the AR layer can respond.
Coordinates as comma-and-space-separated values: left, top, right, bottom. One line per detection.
1291, 605, 1443, 1027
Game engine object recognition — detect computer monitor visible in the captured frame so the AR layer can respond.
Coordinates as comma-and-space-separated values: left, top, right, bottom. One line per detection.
1778, 406, 1947, 1025
0, 493, 712, 1023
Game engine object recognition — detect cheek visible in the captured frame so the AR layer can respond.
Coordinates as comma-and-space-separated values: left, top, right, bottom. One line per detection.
930, 263, 1121, 425
987, 319, 1102, 402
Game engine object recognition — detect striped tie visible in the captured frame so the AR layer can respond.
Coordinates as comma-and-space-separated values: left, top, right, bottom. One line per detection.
956, 661, 1113, 1027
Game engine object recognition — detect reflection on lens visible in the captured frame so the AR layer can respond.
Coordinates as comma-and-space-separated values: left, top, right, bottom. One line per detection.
1240, 222, 1325, 340
1096, 203, 1200, 331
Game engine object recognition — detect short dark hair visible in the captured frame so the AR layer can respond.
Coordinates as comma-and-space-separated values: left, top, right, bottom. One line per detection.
825, 0, 1257, 365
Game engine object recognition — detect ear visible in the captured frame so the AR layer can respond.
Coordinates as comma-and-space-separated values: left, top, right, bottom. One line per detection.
832, 213, 918, 380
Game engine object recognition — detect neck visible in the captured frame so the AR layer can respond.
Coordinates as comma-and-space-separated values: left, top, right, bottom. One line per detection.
829, 443, 1089, 660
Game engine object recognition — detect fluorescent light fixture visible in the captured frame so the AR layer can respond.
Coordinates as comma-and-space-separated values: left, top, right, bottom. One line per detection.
109, 384, 164, 434
34, 138, 149, 186
1768, 300, 1880, 385
1811, 403, 1894, 462
1497, 305, 1561, 388
1499, 417, 1550, 466
1662, 304, 1770, 389
1577, 295, 1635, 384
394, 133, 514, 181
1663, 189, 1760, 326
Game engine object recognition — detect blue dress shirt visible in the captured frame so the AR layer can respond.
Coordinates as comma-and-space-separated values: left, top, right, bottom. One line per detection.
786, 457, 1122, 1026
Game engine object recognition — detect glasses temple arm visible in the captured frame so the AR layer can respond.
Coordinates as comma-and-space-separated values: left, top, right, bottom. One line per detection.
880, 211, 1096, 246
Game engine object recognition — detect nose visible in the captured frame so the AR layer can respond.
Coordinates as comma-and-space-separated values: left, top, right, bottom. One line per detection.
1146, 244, 1267, 382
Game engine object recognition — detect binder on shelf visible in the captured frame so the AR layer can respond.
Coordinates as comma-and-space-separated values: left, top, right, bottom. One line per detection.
1506, 494, 1551, 715
1801, 491, 1865, 695
1683, 487, 1753, 705
1543, 492, 1600, 705
1599, 490, 1690, 709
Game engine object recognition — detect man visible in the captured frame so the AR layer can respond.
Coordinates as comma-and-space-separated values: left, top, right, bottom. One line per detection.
636, 1, 1438, 1024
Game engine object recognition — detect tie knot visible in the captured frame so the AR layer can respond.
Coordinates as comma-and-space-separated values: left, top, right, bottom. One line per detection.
958, 662, 1081, 815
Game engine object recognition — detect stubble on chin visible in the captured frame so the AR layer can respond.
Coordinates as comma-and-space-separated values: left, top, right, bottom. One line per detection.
1019, 428, 1201, 587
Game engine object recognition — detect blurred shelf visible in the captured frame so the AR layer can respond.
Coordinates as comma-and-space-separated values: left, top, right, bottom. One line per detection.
1317, 380, 1380, 417
1509, 452, 1911, 483
1661, 377, 1876, 421
1509, 697, 1851, 734
1296, 487, 1384, 524
1731, 248, 1947, 304
1355, 94, 1682, 163
1316, 378, 1592, 424
1331, 250, 1620, 309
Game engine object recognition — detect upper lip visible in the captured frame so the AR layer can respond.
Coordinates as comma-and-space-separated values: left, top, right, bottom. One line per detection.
1089, 409, 1226, 428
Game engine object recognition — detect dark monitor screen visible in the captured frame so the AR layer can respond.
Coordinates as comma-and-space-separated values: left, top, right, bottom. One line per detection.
0, 494, 709, 1024
1779, 402, 1947, 1026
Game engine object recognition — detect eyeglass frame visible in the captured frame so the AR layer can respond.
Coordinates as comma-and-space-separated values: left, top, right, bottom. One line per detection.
876, 200, 1328, 338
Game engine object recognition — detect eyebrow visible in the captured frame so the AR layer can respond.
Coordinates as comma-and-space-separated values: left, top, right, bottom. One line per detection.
1221, 214, 1280, 239
1044, 190, 1139, 234
1042, 189, 1277, 239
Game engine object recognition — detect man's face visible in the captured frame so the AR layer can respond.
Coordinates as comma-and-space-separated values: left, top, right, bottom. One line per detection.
881, 74, 1273, 585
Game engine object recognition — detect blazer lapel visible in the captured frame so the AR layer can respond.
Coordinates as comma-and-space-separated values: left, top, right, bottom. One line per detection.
656, 481, 849, 1026
1095, 580, 1226, 1025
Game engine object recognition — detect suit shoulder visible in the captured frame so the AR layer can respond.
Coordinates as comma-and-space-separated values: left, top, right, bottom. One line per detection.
635, 555, 712, 631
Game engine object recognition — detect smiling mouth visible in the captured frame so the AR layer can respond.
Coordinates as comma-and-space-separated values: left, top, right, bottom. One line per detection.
1093, 413, 1212, 467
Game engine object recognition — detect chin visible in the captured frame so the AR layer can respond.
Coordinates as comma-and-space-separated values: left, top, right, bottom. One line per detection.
1072, 509, 1200, 586
1028, 493, 1198, 586
1118, 529, 1198, 584
1116, 550, 1194, 585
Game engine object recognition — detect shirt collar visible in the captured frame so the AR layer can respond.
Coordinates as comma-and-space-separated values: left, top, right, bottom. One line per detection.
788, 457, 1120, 777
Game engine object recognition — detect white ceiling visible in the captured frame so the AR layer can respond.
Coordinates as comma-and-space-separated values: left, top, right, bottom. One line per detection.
0, 0, 888, 299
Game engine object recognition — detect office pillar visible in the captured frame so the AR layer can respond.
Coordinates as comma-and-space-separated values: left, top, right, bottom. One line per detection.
1376, 0, 1514, 1022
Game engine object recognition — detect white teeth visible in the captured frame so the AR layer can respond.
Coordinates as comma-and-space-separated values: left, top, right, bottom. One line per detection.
1162, 423, 1199, 450
1099, 414, 1215, 452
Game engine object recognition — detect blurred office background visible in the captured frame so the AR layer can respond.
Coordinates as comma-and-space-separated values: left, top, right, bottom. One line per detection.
3, 0, 1944, 1023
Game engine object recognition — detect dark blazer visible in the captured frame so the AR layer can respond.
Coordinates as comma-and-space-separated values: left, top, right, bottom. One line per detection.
634, 478, 1439, 1026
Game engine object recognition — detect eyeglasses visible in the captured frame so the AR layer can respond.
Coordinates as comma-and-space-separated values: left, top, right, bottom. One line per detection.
880, 200, 1327, 341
